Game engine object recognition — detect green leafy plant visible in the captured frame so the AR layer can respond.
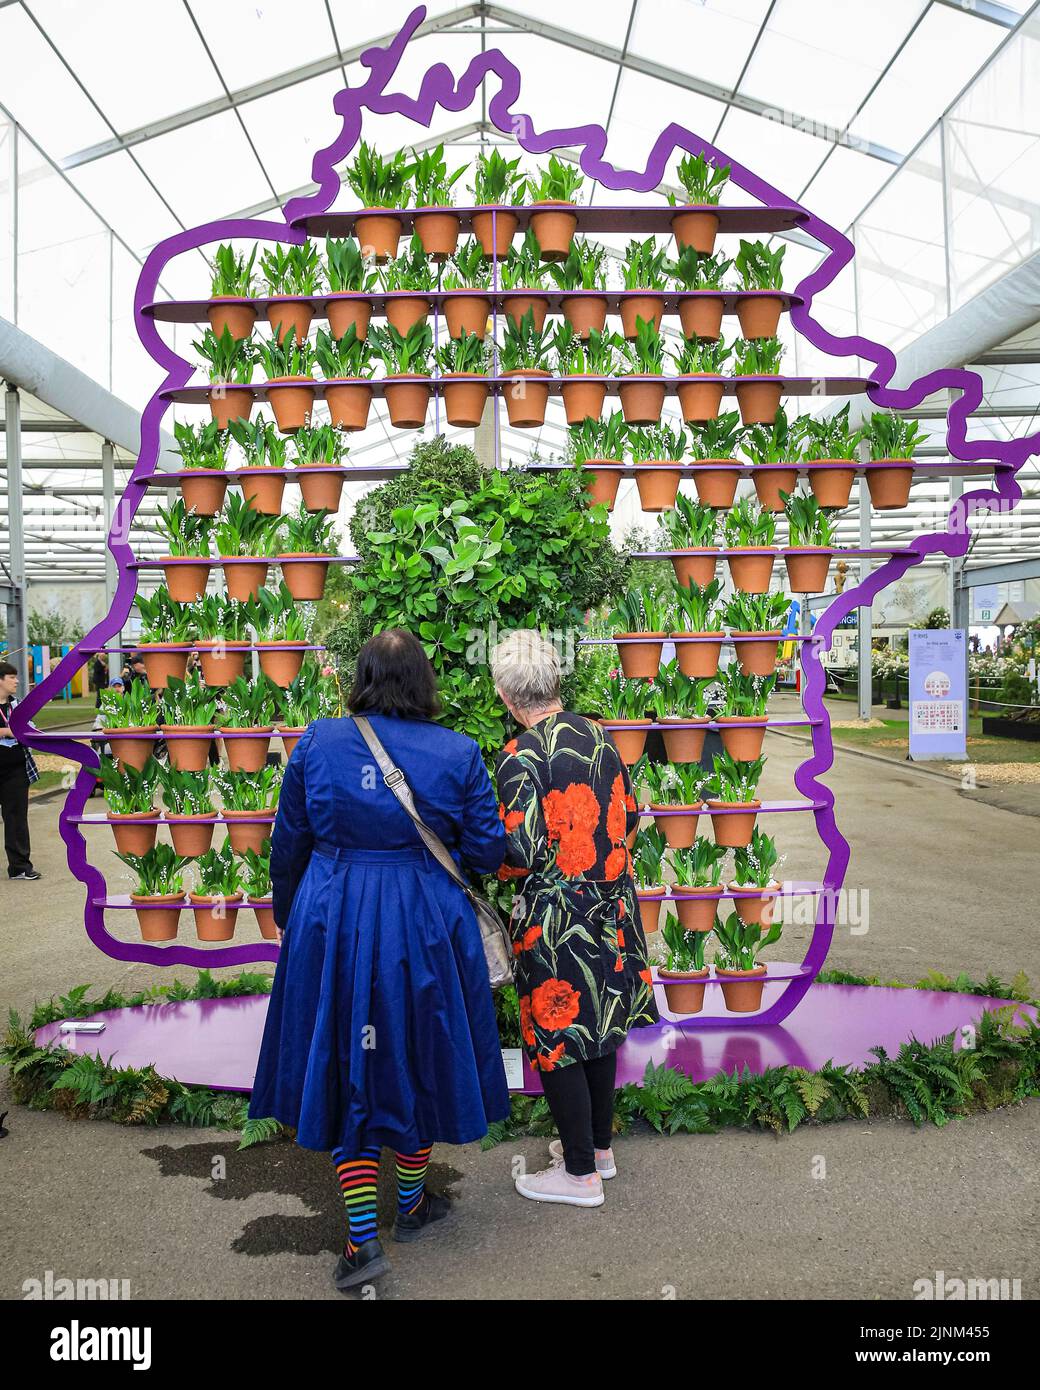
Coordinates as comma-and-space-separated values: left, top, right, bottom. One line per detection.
722, 590, 790, 633
194, 841, 243, 897
688, 412, 745, 460
622, 237, 669, 291
734, 239, 785, 291
292, 423, 345, 468
194, 327, 255, 384
628, 423, 685, 463
324, 238, 378, 294
214, 766, 281, 812
865, 412, 929, 460
743, 406, 805, 466
470, 149, 525, 205
210, 243, 257, 298
609, 586, 673, 633
370, 320, 434, 375
526, 154, 583, 204
631, 825, 668, 888
279, 502, 337, 556
239, 843, 273, 900
732, 827, 783, 888
660, 914, 709, 973
229, 415, 289, 469
219, 673, 278, 729
380, 234, 437, 293
443, 237, 492, 290
188, 595, 247, 643
720, 668, 775, 717
213, 493, 282, 559
162, 674, 219, 727
250, 583, 309, 643
173, 420, 228, 472
670, 838, 727, 888
499, 307, 553, 372
669, 247, 732, 291
276, 661, 339, 726
709, 750, 765, 803
660, 493, 718, 550
554, 324, 619, 377
598, 673, 650, 720
98, 679, 158, 729
622, 317, 666, 375
260, 241, 323, 297
254, 337, 316, 381
567, 413, 628, 464
549, 240, 607, 291
801, 403, 861, 461
500, 229, 550, 290
135, 590, 195, 645
344, 141, 414, 208
159, 766, 214, 817
115, 843, 190, 896
95, 754, 160, 814
723, 496, 776, 548
411, 143, 467, 206
733, 337, 784, 376
672, 576, 723, 632
156, 499, 211, 558
782, 490, 836, 547
314, 324, 375, 380
714, 908, 782, 970
640, 760, 705, 806
435, 329, 490, 376
670, 152, 730, 205
653, 666, 716, 720
673, 337, 732, 375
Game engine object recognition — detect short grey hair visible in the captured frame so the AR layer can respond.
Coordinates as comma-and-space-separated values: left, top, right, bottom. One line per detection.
491, 630, 562, 710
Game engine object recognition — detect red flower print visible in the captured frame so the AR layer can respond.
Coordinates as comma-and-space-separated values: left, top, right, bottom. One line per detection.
604, 846, 627, 880
614, 956, 624, 973
639, 968, 653, 987
625, 791, 636, 812
531, 978, 581, 1031
496, 864, 529, 881
497, 801, 506, 821
542, 782, 599, 877
618, 899, 627, 919
503, 738, 518, 755
519, 925, 543, 951
606, 773, 627, 843
504, 810, 524, 831
617, 928, 626, 949
534, 1043, 566, 1071
519, 995, 535, 1048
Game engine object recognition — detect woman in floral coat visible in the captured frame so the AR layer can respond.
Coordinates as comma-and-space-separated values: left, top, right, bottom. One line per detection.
491, 631, 659, 1208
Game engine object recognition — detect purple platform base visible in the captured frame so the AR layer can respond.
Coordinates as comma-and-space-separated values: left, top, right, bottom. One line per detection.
35, 985, 1035, 1096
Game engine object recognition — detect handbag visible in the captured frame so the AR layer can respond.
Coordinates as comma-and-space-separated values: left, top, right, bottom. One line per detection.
352, 716, 515, 989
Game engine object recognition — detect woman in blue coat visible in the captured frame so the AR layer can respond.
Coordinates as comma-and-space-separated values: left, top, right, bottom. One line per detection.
249, 629, 509, 1291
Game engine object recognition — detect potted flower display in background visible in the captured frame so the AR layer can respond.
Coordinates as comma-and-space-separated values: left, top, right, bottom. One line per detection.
498, 308, 553, 428
208, 242, 258, 341
323, 237, 378, 339
660, 491, 719, 586
525, 155, 583, 261
229, 416, 288, 515
652, 664, 714, 763
803, 403, 860, 510
380, 235, 435, 334
554, 323, 618, 425
314, 324, 375, 432
723, 496, 777, 593
671, 576, 725, 678
717, 668, 775, 761
632, 824, 668, 934
713, 908, 782, 1012
782, 489, 837, 592
213, 493, 281, 601
620, 237, 669, 338
260, 240, 323, 345
657, 912, 711, 1015
501, 229, 552, 331
134, 590, 194, 689
619, 317, 666, 425
597, 671, 652, 764
567, 413, 627, 510
156, 499, 212, 603
370, 320, 434, 428
190, 841, 244, 941
249, 583, 310, 686
706, 750, 765, 848
865, 411, 928, 510
191, 596, 250, 684
435, 330, 491, 428
255, 335, 317, 433
160, 675, 218, 772
550, 239, 608, 337
292, 423, 347, 513
669, 838, 727, 931
669, 246, 732, 339
630, 423, 684, 511
469, 149, 524, 257
743, 406, 804, 511
218, 674, 278, 772
240, 842, 277, 939
688, 412, 744, 508
731, 826, 784, 928
638, 759, 706, 850
733, 335, 785, 425
442, 238, 492, 338
215, 767, 280, 855
96, 755, 160, 856
194, 327, 254, 430
173, 421, 229, 517
159, 765, 217, 858
344, 141, 414, 261
277, 503, 338, 602
410, 143, 467, 258
733, 239, 786, 339
609, 587, 671, 679
97, 679, 159, 771
276, 661, 339, 756
668, 151, 730, 255
116, 844, 189, 942
673, 336, 731, 424
723, 589, 791, 677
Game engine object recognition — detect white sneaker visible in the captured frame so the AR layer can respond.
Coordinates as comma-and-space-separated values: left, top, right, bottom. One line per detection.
514, 1162, 604, 1207
548, 1139, 617, 1179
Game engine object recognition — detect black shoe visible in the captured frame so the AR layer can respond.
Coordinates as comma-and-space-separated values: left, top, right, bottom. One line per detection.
10, 870, 41, 880
393, 1190, 451, 1243
333, 1238, 390, 1292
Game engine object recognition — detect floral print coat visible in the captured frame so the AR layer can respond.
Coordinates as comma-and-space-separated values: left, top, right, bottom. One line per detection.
494, 712, 660, 1071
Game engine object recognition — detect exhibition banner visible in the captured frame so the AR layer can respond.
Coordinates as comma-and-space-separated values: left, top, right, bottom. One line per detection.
908, 628, 967, 761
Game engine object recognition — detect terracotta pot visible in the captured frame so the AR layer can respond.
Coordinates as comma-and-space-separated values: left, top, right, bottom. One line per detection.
731, 880, 780, 928
503, 293, 550, 333
208, 385, 253, 430
161, 558, 210, 603
718, 718, 768, 761
222, 559, 269, 602
659, 967, 709, 1015
528, 203, 577, 261
258, 644, 306, 687
735, 379, 783, 426
278, 725, 307, 757
651, 804, 701, 850
414, 209, 460, 260
614, 634, 665, 680
675, 886, 722, 933
106, 811, 157, 857
561, 294, 607, 338
678, 295, 724, 340
602, 720, 651, 766
221, 727, 273, 773
253, 900, 278, 939
637, 887, 665, 936
279, 553, 330, 601
561, 378, 607, 426
443, 293, 491, 340
691, 462, 739, 508
139, 646, 189, 690
236, 468, 285, 515
161, 725, 214, 773
673, 634, 723, 679
166, 813, 218, 859
620, 293, 664, 339
208, 299, 256, 342
266, 377, 315, 434
784, 548, 831, 593
618, 379, 666, 426
866, 463, 913, 510
385, 295, 430, 336
736, 294, 784, 340
180, 472, 227, 517
297, 466, 344, 513
384, 375, 432, 429
583, 463, 623, 510
707, 800, 761, 849
196, 641, 248, 687
676, 375, 724, 424
753, 466, 799, 512
191, 892, 243, 942
353, 210, 403, 262
472, 207, 518, 259
502, 368, 550, 428
224, 810, 276, 856
265, 299, 313, 346
726, 548, 776, 594
717, 964, 768, 1012
661, 719, 708, 763
635, 463, 681, 512
325, 381, 373, 432
671, 208, 720, 256
326, 295, 372, 341
107, 728, 157, 773
671, 550, 718, 587
442, 374, 490, 428
131, 894, 182, 942
732, 632, 782, 677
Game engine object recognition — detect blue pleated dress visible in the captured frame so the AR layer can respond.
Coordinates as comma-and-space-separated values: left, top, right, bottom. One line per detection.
248, 713, 511, 1154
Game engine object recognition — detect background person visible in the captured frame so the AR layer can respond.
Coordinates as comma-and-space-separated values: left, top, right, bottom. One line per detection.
0, 661, 42, 880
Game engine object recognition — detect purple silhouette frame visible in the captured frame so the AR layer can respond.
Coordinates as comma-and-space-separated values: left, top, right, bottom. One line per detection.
12, 7, 1034, 1017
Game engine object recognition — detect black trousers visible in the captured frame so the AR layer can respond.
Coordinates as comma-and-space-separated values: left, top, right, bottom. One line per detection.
538, 1051, 617, 1176
0, 762, 32, 876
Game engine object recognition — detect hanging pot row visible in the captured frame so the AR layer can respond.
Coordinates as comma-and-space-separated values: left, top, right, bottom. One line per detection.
180, 467, 344, 518
128, 896, 276, 943
611, 633, 784, 681
161, 555, 331, 605
107, 722, 308, 774
107, 810, 274, 859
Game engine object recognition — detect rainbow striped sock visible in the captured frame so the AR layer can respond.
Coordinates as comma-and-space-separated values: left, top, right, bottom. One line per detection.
332, 1145, 380, 1256
395, 1145, 433, 1217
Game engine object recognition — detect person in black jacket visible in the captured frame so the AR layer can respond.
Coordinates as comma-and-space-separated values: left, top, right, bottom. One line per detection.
0, 661, 41, 880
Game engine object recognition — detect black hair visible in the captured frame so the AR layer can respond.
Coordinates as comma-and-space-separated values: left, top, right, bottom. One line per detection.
0, 661, 16, 679
348, 628, 440, 720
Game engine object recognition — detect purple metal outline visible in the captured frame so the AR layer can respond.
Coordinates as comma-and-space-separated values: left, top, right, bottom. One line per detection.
11, 5, 1038, 1002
